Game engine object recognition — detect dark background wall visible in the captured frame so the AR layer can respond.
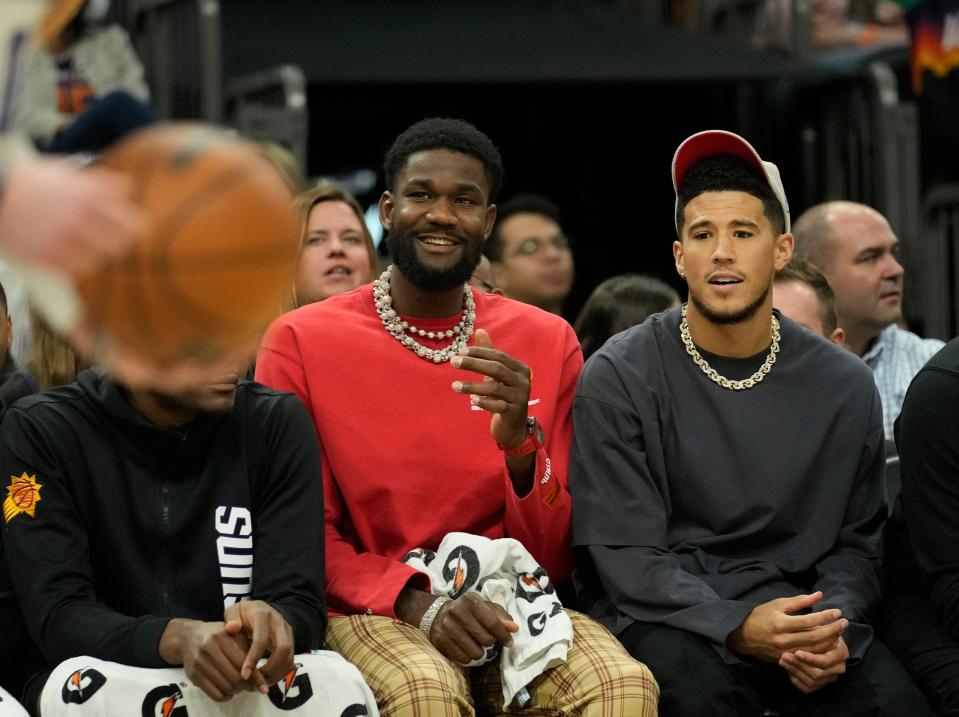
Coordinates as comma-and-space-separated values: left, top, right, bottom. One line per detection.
218, 1, 830, 320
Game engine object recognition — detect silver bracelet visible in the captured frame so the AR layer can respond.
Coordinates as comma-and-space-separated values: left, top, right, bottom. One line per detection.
418, 596, 451, 637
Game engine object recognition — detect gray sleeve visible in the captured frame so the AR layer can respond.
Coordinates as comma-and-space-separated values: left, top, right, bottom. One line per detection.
570, 359, 753, 652
811, 387, 886, 662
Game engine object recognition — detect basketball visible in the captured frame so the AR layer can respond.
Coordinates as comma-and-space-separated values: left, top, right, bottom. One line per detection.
10, 482, 35, 510
73, 123, 299, 367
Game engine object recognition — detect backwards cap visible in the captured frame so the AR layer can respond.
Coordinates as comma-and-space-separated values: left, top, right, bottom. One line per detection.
671, 129, 790, 234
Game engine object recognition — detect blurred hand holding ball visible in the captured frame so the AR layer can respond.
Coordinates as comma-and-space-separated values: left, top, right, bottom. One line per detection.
68, 123, 299, 386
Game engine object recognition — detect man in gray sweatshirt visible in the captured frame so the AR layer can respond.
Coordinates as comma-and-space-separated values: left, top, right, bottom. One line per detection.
569, 130, 930, 716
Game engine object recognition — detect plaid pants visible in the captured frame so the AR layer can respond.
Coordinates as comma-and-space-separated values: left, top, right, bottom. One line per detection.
325, 609, 658, 717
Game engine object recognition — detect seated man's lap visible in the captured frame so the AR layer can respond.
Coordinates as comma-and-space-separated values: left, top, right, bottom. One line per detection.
620, 621, 930, 717
880, 593, 959, 715
37, 653, 376, 717
327, 610, 657, 717
326, 614, 472, 717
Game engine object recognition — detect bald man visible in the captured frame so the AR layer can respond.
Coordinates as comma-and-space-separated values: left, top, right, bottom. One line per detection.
792, 201, 943, 436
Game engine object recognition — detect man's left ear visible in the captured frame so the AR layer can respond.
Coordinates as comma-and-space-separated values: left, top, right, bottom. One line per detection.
483, 204, 497, 239
775, 232, 795, 271
378, 192, 394, 231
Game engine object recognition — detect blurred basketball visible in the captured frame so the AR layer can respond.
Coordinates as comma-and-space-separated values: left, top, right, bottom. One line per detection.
73, 123, 299, 366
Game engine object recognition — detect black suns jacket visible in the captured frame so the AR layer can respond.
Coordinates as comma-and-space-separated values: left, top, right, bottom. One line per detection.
0, 369, 325, 669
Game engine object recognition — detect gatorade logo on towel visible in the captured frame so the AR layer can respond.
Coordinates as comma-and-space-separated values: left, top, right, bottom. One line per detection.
61, 668, 106, 705
140, 684, 188, 717
268, 663, 313, 711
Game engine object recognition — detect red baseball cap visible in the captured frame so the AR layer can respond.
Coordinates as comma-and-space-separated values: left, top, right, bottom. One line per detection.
672, 130, 790, 234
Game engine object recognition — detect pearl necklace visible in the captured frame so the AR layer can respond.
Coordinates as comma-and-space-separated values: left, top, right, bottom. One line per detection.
372, 265, 475, 364
679, 304, 780, 391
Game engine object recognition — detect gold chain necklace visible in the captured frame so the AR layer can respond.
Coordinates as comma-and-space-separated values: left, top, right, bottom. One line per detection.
679, 304, 780, 391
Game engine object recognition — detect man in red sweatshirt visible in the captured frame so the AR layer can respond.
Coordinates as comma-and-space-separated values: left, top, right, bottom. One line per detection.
257, 117, 656, 716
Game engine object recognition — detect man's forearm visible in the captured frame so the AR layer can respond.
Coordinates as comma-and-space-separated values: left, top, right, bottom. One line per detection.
505, 452, 535, 496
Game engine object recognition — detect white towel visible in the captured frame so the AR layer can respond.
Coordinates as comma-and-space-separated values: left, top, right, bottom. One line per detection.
39, 652, 379, 717
403, 532, 573, 710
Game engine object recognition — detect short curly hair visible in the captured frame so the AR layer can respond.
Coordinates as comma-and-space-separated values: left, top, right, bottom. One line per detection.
675, 154, 786, 236
383, 117, 504, 201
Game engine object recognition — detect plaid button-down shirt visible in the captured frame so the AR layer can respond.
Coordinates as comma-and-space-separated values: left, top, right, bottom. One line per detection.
863, 324, 944, 437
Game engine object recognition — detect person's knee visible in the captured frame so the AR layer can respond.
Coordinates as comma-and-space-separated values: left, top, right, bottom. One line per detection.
578, 658, 659, 716
291, 652, 377, 716
371, 653, 471, 717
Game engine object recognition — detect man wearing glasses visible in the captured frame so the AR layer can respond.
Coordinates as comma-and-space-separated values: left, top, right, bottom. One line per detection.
485, 194, 574, 316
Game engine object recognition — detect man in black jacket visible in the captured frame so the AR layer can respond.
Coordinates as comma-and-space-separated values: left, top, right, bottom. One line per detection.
882, 337, 959, 715
0, 366, 377, 716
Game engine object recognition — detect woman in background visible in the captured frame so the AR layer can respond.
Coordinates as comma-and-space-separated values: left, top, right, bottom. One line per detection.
574, 273, 679, 361
294, 182, 379, 306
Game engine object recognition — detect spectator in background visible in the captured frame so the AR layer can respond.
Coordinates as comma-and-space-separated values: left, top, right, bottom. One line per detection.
756, 0, 908, 52
15, 0, 157, 154
773, 259, 845, 345
900, 0, 959, 186
0, 282, 15, 386
0, 285, 45, 409
25, 310, 85, 391
485, 194, 574, 316
882, 335, 959, 716
574, 274, 680, 361
0, 309, 87, 407
793, 201, 943, 436
293, 183, 379, 307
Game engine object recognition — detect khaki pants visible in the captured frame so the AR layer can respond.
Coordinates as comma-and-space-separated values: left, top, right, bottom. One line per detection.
326, 609, 658, 717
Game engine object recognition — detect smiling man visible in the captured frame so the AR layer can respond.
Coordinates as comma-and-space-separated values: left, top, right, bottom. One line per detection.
792, 201, 943, 436
256, 117, 656, 716
569, 130, 931, 715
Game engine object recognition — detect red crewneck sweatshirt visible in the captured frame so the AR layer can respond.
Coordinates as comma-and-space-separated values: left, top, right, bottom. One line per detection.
256, 284, 582, 618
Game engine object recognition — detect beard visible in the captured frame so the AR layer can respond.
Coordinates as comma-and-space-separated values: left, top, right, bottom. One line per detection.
690, 283, 770, 325
387, 226, 482, 292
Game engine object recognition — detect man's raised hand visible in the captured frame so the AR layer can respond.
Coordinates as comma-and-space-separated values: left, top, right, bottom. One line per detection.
450, 328, 531, 448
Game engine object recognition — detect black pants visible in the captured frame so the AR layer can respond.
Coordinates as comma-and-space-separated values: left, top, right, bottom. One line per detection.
0, 596, 32, 699
880, 593, 959, 716
620, 622, 934, 717
47, 90, 157, 155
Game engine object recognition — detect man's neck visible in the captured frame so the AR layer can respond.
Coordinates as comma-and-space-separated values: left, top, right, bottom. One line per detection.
842, 323, 883, 357
390, 266, 466, 318
685, 301, 774, 358
127, 390, 196, 431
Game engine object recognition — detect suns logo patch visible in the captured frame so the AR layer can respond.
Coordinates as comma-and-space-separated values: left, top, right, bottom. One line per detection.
3, 472, 41, 523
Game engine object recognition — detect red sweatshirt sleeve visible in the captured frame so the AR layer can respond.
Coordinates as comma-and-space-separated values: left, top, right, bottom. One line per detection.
256, 319, 429, 618
502, 324, 582, 582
